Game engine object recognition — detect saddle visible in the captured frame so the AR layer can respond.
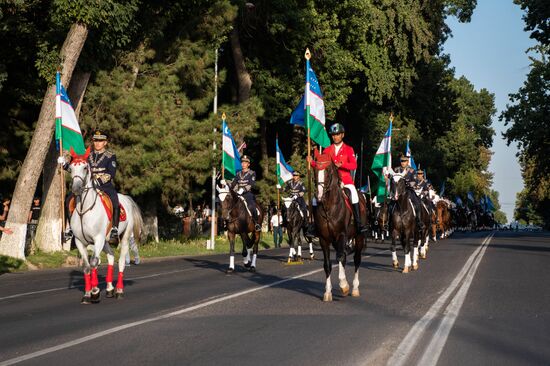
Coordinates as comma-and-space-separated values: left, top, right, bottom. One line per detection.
237, 196, 260, 218
69, 192, 127, 223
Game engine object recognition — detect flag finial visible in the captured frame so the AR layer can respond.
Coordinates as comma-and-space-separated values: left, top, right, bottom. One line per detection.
407, 134, 410, 140
222, 112, 226, 120
305, 48, 311, 60
389, 112, 394, 122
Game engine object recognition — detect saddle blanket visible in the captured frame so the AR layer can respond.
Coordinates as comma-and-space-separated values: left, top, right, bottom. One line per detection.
69, 192, 127, 222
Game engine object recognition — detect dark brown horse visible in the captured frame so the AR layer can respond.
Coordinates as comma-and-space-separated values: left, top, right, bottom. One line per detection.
312, 154, 368, 301
217, 181, 264, 273
388, 173, 418, 273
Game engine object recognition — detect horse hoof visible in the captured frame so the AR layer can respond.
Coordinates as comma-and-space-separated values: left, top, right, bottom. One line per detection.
296, 256, 302, 262
81, 295, 92, 304
90, 288, 101, 303
402, 266, 410, 274
341, 285, 350, 296
244, 261, 251, 268
323, 292, 333, 302
412, 264, 419, 271
287, 257, 292, 264
115, 291, 124, 300
249, 266, 256, 273
106, 289, 115, 298
310, 254, 315, 260
226, 268, 234, 275
351, 289, 360, 297
392, 261, 399, 269
420, 253, 427, 259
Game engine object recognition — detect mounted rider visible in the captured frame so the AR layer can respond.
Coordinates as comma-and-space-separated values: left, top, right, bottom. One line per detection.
230, 155, 261, 232
284, 171, 308, 216
414, 169, 429, 197
309, 123, 367, 234
393, 155, 425, 230
61, 130, 121, 244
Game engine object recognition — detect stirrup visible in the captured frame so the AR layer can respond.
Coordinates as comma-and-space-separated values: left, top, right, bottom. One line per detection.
254, 223, 261, 232
63, 229, 73, 242
109, 227, 119, 243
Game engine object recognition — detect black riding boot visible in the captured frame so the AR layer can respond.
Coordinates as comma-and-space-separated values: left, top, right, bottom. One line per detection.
352, 203, 368, 233
252, 210, 261, 232
109, 204, 120, 245
63, 195, 73, 241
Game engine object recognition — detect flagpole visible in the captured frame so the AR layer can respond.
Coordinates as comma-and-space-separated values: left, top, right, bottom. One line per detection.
276, 134, 281, 211
56, 71, 66, 247
359, 137, 364, 187
208, 63, 219, 251
305, 48, 313, 223
383, 112, 394, 207
221, 112, 226, 181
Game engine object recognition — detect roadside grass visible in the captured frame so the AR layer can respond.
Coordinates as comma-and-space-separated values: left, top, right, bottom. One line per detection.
0, 232, 288, 273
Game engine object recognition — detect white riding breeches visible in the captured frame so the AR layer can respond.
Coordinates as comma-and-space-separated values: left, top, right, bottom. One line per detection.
344, 184, 359, 204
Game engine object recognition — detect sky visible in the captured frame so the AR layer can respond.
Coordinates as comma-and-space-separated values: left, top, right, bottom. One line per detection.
442, 0, 535, 223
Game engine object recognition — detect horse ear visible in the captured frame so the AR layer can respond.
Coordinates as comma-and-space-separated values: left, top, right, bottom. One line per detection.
69, 147, 76, 158
83, 146, 91, 160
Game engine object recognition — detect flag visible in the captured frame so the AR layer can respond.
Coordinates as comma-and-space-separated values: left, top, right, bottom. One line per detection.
405, 138, 417, 170
455, 196, 463, 206
55, 72, 85, 154
359, 184, 370, 194
467, 191, 475, 203
371, 118, 392, 202
440, 181, 446, 196
276, 138, 294, 187
290, 53, 330, 148
222, 119, 242, 179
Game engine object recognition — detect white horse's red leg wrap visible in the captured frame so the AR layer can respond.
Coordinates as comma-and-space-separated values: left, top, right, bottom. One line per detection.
116, 272, 124, 289
106, 264, 114, 283
84, 273, 92, 292
91, 268, 99, 288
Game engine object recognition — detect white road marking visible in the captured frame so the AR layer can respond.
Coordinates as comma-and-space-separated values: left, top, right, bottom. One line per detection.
386, 233, 493, 366
0, 249, 389, 365
417, 233, 493, 366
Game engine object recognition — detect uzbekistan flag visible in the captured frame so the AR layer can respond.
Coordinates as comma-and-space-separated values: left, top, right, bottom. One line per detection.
405, 138, 417, 170
276, 138, 294, 188
371, 118, 392, 202
290, 51, 330, 148
55, 72, 85, 154
222, 118, 242, 179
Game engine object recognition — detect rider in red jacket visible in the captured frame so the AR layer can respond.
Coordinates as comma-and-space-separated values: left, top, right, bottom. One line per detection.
308, 123, 367, 234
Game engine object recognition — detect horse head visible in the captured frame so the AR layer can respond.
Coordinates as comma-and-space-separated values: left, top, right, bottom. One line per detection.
69, 146, 91, 195
313, 153, 339, 202
216, 180, 237, 217
389, 173, 406, 201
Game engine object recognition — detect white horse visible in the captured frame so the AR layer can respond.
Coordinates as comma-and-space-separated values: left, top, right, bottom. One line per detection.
68, 147, 143, 303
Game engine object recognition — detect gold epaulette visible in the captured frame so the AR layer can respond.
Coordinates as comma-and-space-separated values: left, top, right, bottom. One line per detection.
104, 150, 114, 158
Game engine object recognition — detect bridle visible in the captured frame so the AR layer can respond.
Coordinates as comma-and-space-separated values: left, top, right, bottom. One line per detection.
70, 161, 99, 244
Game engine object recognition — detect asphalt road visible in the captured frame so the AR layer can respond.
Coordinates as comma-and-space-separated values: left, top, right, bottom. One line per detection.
1, 231, 549, 366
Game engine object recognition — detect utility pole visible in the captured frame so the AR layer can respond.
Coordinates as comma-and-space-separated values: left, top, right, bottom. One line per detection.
208, 48, 219, 250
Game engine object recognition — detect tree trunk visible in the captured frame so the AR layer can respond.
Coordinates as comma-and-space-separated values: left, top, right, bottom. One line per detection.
35, 69, 91, 253
0, 23, 88, 259
230, 27, 252, 103
141, 194, 159, 243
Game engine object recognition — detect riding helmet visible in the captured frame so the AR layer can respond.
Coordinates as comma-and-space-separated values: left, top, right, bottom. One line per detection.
92, 130, 108, 141
329, 123, 345, 135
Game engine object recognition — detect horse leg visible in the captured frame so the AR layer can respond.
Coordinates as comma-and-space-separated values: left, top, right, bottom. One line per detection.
337, 235, 349, 296
391, 232, 399, 269
73, 237, 92, 304
250, 231, 259, 272
227, 231, 236, 274
320, 238, 333, 302
402, 236, 411, 274
287, 231, 295, 263
241, 233, 252, 268
352, 236, 364, 297
115, 234, 130, 299
103, 244, 115, 298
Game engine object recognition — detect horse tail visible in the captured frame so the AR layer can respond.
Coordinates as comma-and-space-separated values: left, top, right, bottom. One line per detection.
127, 197, 144, 242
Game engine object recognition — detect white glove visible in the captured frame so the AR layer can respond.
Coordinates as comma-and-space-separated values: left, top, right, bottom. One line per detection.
237, 188, 244, 195
292, 194, 298, 200
57, 156, 66, 165
220, 179, 226, 186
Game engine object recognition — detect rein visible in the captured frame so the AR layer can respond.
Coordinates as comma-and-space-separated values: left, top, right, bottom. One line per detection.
71, 163, 100, 244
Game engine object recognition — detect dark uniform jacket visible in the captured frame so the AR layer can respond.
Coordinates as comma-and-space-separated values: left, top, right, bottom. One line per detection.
394, 165, 416, 186
230, 170, 256, 193
88, 150, 117, 188
284, 180, 306, 198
